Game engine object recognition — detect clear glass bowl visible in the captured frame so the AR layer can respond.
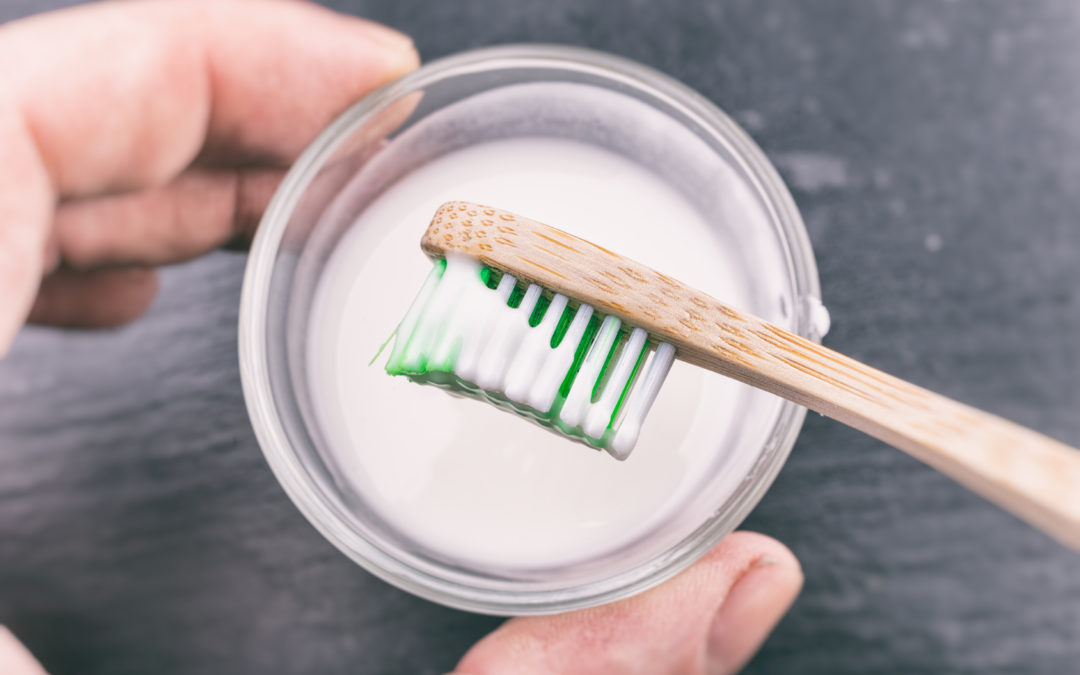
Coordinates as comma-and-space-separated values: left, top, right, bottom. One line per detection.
239, 45, 825, 615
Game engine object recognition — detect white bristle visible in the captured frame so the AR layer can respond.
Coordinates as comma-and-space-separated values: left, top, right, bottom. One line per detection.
609, 342, 676, 459
473, 279, 531, 391
386, 263, 444, 369
455, 273, 516, 380
519, 284, 543, 315
400, 261, 466, 369
429, 278, 478, 367
504, 293, 568, 402
526, 303, 593, 413
388, 255, 676, 458
559, 315, 622, 428
582, 327, 648, 439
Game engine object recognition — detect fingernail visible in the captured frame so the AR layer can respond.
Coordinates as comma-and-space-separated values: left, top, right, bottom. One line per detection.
357, 20, 420, 76
706, 556, 803, 675
358, 19, 413, 51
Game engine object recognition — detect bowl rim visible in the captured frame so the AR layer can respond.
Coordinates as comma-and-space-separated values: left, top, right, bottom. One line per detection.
238, 44, 822, 615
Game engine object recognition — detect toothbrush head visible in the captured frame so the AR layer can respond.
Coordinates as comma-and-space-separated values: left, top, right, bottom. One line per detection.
384, 202, 677, 459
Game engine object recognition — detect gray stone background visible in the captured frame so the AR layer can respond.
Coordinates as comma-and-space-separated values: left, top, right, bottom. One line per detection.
2, 1, 1078, 673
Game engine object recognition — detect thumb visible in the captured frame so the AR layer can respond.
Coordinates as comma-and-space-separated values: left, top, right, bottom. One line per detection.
452, 531, 802, 675
0, 627, 48, 674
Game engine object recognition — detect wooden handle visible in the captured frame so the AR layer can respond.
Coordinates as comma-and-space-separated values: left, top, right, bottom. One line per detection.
423, 201, 1080, 551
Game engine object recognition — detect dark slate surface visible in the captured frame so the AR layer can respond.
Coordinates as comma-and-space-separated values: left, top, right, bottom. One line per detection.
2, 1, 1079, 673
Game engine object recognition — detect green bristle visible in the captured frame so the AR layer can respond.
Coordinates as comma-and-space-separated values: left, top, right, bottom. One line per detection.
506, 283, 526, 308
558, 313, 601, 399
480, 265, 505, 290
528, 293, 551, 327
610, 341, 650, 428
550, 305, 575, 348
591, 329, 626, 404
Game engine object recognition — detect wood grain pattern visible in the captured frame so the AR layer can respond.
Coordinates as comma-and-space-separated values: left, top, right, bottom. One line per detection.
423, 201, 1080, 551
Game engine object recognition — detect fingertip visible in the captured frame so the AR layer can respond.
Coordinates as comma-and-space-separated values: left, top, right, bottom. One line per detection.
0, 101, 55, 358
0, 226, 47, 358
348, 16, 420, 79
704, 530, 803, 580
196, 0, 422, 166
0, 627, 48, 675
307, 5, 419, 84
0, 313, 20, 359
388, 40, 422, 82
705, 533, 803, 675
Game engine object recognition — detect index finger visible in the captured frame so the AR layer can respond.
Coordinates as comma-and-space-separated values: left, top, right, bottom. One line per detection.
1, 0, 417, 197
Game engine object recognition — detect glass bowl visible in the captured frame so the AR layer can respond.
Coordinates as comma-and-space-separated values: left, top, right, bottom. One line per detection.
239, 45, 825, 615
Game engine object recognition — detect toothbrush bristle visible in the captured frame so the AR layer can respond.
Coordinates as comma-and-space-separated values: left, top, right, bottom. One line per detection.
385, 255, 675, 459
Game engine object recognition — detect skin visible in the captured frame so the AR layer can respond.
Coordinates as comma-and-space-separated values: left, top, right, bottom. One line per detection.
0, 2, 803, 673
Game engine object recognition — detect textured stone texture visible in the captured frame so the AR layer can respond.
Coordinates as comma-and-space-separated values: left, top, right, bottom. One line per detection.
2, 1, 1079, 673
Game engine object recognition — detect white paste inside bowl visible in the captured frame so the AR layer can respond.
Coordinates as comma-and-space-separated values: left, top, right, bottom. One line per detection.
307, 136, 783, 571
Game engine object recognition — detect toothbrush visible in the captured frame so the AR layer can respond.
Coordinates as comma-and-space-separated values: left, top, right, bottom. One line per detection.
386, 201, 1080, 551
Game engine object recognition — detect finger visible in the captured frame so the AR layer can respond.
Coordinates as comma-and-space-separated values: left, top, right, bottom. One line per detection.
0, 627, 48, 675
0, 102, 53, 353
705, 543, 803, 674
28, 267, 159, 329
54, 168, 285, 269
0, 0, 417, 352
50, 87, 423, 270
0, 0, 419, 198
453, 532, 802, 675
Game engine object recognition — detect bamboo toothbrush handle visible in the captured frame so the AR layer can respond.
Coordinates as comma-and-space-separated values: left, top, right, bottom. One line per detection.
423, 201, 1080, 551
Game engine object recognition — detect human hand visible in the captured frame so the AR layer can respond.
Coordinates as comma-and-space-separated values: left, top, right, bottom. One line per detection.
0, 2, 801, 673
0, 0, 417, 354
451, 532, 802, 675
